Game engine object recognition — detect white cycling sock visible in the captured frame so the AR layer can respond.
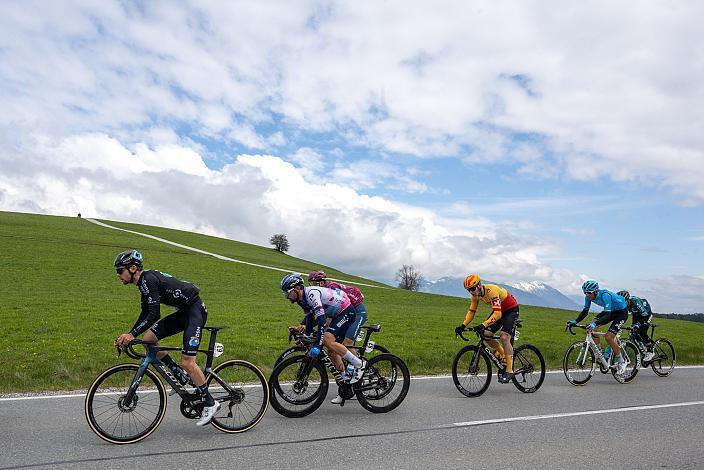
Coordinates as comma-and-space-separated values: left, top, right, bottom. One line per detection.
344, 351, 362, 367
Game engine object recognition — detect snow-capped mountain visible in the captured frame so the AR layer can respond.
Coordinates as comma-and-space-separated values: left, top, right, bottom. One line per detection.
421, 277, 581, 311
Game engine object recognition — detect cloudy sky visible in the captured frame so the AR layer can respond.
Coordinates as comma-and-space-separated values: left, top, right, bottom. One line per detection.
1, 1, 703, 312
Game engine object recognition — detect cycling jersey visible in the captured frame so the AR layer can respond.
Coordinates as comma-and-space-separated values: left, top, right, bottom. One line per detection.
628, 296, 653, 320
130, 270, 200, 336
325, 281, 365, 307
298, 286, 353, 347
575, 289, 628, 324
463, 284, 519, 328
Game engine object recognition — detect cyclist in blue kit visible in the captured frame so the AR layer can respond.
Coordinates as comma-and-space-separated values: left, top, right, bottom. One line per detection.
567, 279, 629, 375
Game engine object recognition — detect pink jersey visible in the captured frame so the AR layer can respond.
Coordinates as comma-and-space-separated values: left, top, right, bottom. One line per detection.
326, 281, 364, 307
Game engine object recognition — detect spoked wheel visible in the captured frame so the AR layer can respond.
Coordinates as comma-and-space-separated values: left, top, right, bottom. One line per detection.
207, 360, 269, 433
612, 340, 640, 384
85, 364, 166, 444
452, 345, 492, 397
563, 342, 595, 386
355, 353, 410, 413
269, 355, 328, 418
511, 344, 546, 393
650, 338, 676, 377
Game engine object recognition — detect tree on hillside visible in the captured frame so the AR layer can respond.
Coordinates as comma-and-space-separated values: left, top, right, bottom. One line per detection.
270, 233, 290, 253
396, 264, 424, 291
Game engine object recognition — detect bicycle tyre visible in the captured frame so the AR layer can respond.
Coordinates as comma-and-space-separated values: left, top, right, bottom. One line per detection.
85, 364, 166, 444
355, 353, 410, 413
269, 355, 328, 418
511, 343, 546, 393
207, 360, 269, 433
563, 341, 595, 386
650, 338, 676, 377
612, 340, 639, 384
451, 345, 492, 397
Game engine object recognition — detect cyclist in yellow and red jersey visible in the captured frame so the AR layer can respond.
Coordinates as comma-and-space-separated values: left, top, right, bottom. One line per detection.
454, 274, 520, 382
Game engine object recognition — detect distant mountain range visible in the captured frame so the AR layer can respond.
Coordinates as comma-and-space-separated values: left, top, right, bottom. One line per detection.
421, 277, 582, 311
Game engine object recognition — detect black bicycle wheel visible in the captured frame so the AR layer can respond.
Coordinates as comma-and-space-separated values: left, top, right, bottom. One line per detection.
355, 353, 410, 413
612, 340, 639, 384
511, 344, 545, 393
650, 338, 676, 377
85, 364, 166, 444
452, 345, 492, 397
207, 360, 269, 433
563, 341, 595, 386
269, 355, 328, 418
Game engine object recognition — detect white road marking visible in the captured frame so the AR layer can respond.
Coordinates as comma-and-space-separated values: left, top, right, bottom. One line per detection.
451, 400, 704, 427
85, 218, 385, 289
2, 366, 702, 401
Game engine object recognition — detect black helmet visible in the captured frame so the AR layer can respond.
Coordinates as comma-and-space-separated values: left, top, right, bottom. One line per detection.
617, 290, 630, 302
281, 273, 304, 292
114, 250, 143, 268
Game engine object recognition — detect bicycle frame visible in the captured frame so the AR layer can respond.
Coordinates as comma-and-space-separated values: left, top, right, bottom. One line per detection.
573, 329, 630, 370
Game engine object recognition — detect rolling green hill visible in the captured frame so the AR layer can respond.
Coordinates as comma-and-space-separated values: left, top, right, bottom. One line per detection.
1, 210, 701, 393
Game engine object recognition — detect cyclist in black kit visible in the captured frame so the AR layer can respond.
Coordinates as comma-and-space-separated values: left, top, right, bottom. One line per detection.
113, 249, 220, 426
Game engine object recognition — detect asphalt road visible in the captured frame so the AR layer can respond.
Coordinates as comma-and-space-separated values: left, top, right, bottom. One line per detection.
2, 367, 704, 470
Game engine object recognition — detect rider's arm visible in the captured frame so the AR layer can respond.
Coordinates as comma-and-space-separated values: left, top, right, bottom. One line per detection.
129, 275, 161, 336
462, 297, 479, 326
574, 295, 592, 323
481, 297, 503, 328
313, 313, 326, 348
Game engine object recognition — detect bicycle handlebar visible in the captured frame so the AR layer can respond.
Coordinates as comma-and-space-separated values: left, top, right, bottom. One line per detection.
116, 339, 151, 360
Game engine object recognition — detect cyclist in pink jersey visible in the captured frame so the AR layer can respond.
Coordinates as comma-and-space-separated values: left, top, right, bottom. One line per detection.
281, 273, 365, 383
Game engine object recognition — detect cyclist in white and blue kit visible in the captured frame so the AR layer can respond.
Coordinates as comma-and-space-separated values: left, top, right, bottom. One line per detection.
281, 273, 365, 383
567, 279, 629, 375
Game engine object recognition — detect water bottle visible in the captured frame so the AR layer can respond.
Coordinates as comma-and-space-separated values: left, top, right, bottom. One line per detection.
169, 364, 190, 385
603, 346, 612, 360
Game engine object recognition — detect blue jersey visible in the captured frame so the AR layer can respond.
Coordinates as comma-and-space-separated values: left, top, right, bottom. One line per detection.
584, 289, 627, 312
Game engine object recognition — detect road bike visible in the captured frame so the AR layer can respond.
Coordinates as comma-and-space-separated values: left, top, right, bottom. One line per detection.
274, 324, 390, 367
85, 326, 269, 444
563, 323, 639, 385
452, 320, 545, 397
269, 324, 409, 417
623, 323, 676, 377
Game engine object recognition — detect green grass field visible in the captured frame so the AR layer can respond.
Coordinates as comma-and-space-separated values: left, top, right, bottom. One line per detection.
1, 210, 702, 393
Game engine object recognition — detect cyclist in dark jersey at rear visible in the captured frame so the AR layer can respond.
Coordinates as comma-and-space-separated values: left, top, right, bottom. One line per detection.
113, 250, 220, 426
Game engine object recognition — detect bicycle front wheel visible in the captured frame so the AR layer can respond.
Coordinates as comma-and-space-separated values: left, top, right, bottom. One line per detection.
452, 345, 491, 397
207, 360, 269, 433
355, 353, 410, 413
612, 340, 639, 384
269, 355, 328, 418
563, 342, 595, 386
651, 338, 676, 377
511, 344, 545, 393
85, 364, 166, 444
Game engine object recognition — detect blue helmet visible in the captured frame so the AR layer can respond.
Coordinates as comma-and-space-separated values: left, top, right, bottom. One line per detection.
281, 273, 304, 292
114, 250, 143, 268
582, 279, 599, 294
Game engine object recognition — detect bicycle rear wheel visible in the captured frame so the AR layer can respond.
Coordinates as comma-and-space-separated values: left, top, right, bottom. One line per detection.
650, 338, 676, 377
452, 345, 491, 397
269, 355, 328, 418
563, 342, 595, 386
355, 353, 410, 413
511, 344, 545, 393
612, 340, 639, 384
207, 360, 269, 433
85, 364, 166, 444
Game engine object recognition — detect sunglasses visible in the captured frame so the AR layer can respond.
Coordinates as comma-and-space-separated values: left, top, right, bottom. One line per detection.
283, 288, 295, 298
116, 267, 126, 274
467, 285, 480, 292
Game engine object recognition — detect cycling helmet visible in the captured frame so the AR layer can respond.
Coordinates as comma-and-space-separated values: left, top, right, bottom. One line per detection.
114, 250, 143, 268
281, 273, 304, 292
463, 274, 481, 290
617, 290, 630, 302
308, 270, 327, 282
582, 279, 599, 294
